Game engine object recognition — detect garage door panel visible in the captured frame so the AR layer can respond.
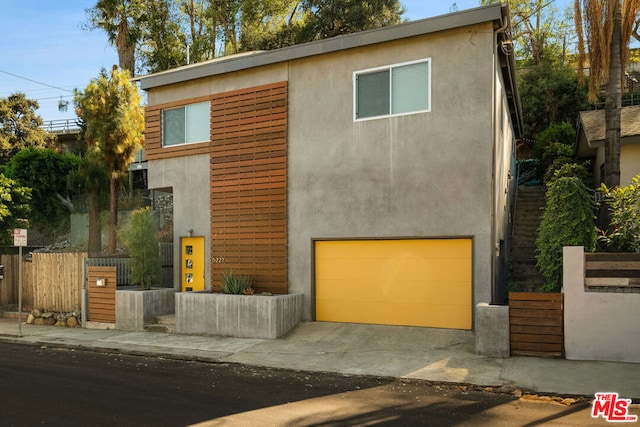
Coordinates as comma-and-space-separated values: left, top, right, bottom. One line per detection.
315, 239, 472, 330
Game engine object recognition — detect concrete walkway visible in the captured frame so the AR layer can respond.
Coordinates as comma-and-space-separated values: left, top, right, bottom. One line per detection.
0, 318, 638, 400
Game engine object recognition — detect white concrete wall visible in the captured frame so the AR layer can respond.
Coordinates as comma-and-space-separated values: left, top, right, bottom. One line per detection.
563, 246, 640, 362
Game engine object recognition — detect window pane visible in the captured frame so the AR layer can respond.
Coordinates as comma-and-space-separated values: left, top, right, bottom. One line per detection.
163, 108, 185, 146
185, 102, 210, 143
392, 62, 429, 114
357, 70, 390, 119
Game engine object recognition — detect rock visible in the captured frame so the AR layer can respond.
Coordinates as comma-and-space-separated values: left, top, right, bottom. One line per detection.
26, 314, 35, 324
55, 312, 66, 321
483, 387, 494, 393
54, 319, 66, 327
34, 318, 45, 325
67, 316, 78, 327
41, 312, 54, 319
44, 318, 56, 326
31, 309, 42, 318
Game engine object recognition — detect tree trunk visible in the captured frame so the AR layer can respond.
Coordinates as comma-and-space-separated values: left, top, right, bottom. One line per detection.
108, 177, 119, 255
604, 3, 622, 189
88, 191, 101, 257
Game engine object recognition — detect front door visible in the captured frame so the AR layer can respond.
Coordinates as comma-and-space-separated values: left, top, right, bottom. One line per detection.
181, 236, 205, 292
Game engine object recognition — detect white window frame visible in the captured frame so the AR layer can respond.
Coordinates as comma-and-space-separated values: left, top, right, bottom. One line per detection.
353, 58, 431, 122
162, 101, 210, 147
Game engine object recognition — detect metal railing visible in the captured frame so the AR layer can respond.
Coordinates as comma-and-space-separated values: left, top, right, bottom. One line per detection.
40, 119, 81, 134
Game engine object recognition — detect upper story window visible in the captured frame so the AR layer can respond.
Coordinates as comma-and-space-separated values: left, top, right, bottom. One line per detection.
162, 101, 210, 146
354, 58, 431, 121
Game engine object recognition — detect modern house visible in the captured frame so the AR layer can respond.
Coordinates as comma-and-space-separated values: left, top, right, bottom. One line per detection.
576, 105, 640, 186
136, 3, 522, 332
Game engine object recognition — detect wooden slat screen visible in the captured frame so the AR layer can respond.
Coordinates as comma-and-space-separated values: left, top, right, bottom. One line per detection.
210, 82, 288, 293
509, 292, 564, 358
585, 253, 640, 287
87, 266, 116, 323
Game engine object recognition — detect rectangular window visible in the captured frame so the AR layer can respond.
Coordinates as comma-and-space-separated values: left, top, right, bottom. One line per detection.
354, 59, 431, 121
162, 101, 210, 146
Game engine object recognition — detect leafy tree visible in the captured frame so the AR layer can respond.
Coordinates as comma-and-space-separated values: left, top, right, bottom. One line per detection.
138, 0, 186, 73
74, 66, 145, 255
251, 0, 404, 49
120, 207, 160, 289
0, 174, 31, 247
536, 176, 596, 292
482, 0, 574, 65
575, 0, 640, 188
0, 93, 58, 164
518, 61, 589, 139
5, 148, 80, 234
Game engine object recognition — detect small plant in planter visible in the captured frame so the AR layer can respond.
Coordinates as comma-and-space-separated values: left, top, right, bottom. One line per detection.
221, 270, 254, 295
120, 207, 160, 290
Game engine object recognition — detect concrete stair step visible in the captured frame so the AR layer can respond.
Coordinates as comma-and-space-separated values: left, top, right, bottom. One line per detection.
144, 323, 175, 333
144, 314, 175, 333
155, 314, 175, 325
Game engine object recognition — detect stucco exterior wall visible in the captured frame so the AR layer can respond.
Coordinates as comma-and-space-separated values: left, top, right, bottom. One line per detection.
563, 246, 640, 363
148, 154, 211, 289
621, 144, 640, 184
286, 23, 496, 319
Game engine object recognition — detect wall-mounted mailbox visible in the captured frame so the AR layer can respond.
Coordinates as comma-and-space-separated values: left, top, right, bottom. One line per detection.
96, 278, 107, 287
0, 264, 4, 280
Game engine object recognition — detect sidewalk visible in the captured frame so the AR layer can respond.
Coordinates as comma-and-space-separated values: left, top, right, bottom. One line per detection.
1, 317, 638, 400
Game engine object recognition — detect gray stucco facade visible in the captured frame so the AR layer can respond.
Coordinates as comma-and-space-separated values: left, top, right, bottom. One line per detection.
138, 4, 521, 326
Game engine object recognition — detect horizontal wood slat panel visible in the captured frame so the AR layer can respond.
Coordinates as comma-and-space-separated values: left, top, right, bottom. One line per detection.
210, 82, 288, 294
87, 266, 116, 323
509, 292, 563, 358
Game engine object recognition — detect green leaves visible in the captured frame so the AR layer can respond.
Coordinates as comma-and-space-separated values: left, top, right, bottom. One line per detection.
0, 173, 31, 246
120, 207, 160, 289
598, 175, 640, 252
536, 176, 596, 292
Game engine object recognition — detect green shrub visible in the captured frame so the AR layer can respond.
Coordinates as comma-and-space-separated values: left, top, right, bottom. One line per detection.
119, 207, 160, 290
221, 270, 253, 294
533, 122, 576, 158
540, 142, 574, 184
544, 161, 592, 188
598, 175, 640, 252
536, 177, 596, 292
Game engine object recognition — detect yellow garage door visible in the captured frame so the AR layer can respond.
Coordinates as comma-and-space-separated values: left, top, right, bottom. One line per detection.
315, 239, 472, 330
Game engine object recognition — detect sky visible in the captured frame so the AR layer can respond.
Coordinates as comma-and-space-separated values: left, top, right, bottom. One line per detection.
0, 0, 571, 123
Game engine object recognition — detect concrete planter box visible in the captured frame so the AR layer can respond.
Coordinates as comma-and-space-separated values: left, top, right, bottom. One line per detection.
175, 292, 304, 339
116, 287, 176, 331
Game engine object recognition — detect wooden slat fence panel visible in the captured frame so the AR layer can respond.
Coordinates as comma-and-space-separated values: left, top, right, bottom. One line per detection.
585, 253, 640, 287
509, 292, 564, 357
87, 266, 116, 323
0, 254, 19, 307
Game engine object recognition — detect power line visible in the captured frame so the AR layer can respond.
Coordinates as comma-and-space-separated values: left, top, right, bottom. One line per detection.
0, 69, 74, 93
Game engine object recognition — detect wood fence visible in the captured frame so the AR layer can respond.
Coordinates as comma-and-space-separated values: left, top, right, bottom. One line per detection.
0, 253, 86, 312
509, 292, 564, 358
87, 266, 116, 323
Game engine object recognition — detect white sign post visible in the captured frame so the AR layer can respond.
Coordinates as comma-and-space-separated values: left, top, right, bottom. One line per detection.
14, 229, 27, 337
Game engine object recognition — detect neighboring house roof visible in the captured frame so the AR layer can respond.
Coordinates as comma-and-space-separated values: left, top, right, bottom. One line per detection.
576, 105, 640, 157
136, 3, 522, 137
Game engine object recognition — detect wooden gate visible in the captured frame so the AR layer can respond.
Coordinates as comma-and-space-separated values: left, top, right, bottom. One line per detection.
509, 292, 564, 357
87, 266, 116, 323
